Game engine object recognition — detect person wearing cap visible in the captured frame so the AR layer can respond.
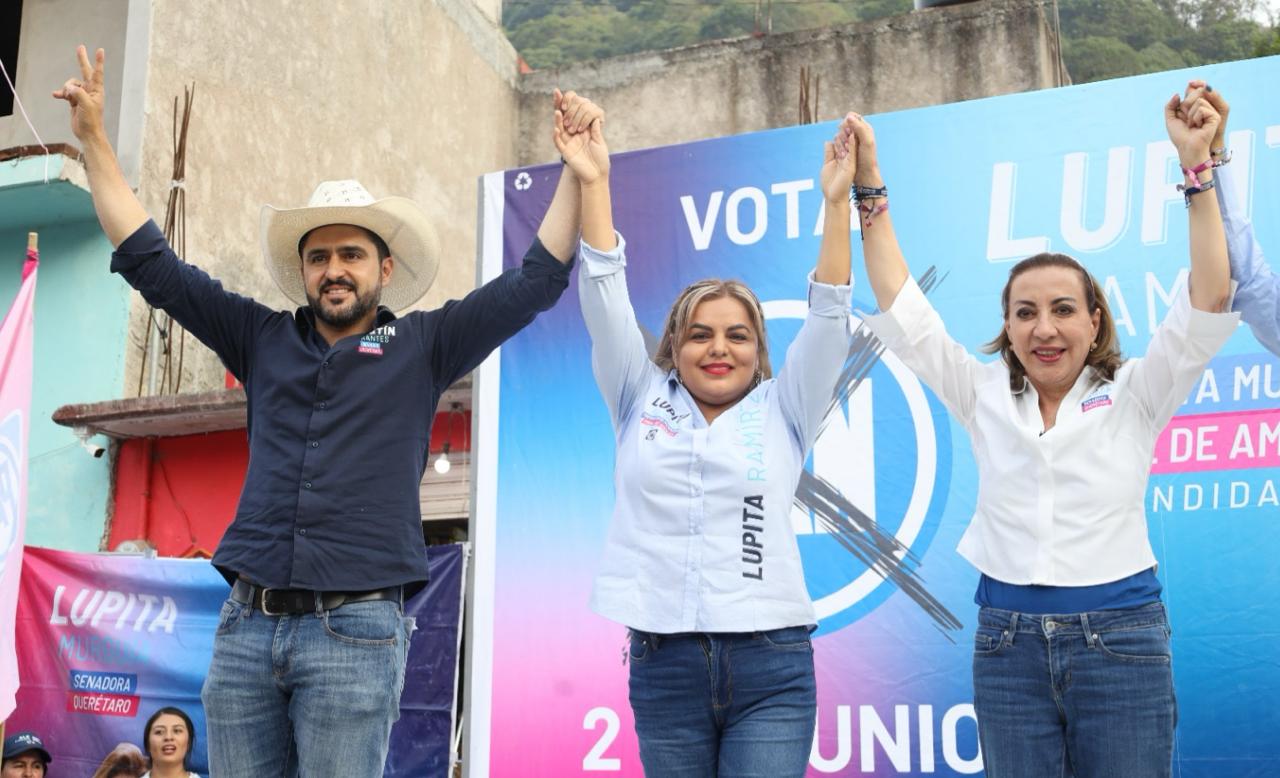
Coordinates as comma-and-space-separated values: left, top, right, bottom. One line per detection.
2, 732, 51, 778
54, 46, 592, 775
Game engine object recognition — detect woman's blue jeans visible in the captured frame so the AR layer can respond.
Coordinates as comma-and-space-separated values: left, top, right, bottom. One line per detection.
627, 626, 817, 778
973, 602, 1177, 778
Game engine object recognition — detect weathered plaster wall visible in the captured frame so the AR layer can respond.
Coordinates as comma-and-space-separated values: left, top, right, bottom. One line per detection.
517, 0, 1063, 165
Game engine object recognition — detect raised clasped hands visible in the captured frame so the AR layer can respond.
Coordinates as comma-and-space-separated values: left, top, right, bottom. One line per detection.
553, 88, 609, 185
842, 112, 883, 190
1164, 85, 1220, 168
52, 45, 107, 143
1180, 79, 1229, 157
823, 112, 860, 204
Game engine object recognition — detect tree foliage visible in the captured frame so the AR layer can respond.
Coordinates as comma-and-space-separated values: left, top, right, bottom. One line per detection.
504, 0, 1279, 82
504, 0, 910, 68
1048, 0, 1274, 82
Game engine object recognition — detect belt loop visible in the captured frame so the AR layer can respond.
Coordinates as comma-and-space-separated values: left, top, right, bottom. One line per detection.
1082, 612, 1096, 648
314, 591, 324, 618
1005, 611, 1018, 647
241, 580, 255, 620
650, 632, 662, 651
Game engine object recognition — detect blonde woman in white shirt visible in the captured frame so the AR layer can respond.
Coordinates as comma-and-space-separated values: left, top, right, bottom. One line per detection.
553, 93, 856, 777
843, 94, 1236, 777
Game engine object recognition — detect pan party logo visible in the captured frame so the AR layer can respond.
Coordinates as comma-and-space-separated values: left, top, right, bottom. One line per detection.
762, 299, 957, 638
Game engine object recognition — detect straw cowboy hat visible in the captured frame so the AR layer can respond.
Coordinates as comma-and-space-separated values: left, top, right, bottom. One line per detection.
260, 180, 440, 311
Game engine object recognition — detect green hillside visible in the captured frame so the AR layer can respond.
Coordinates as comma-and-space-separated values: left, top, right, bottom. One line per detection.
504, 0, 1280, 83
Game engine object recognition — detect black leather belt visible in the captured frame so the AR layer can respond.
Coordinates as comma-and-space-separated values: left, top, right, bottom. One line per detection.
230, 578, 402, 616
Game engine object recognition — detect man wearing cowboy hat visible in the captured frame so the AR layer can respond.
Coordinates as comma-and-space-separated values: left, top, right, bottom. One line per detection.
55, 46, 601, 774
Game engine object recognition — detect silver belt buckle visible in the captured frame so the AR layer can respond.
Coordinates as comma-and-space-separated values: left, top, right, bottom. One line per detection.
259, 587, 286, 617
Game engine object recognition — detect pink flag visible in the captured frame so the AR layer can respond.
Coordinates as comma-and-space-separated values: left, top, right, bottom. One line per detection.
0, 237, 38, 720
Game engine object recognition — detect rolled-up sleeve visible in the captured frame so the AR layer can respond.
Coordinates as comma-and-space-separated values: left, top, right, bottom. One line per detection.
430, 237, 573, 387
776, 274, 853, 451
578, 232, 659, 430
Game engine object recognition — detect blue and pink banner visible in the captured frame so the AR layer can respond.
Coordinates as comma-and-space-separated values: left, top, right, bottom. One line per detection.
468, 57, 1280, 776
0, 243, 37, 720
6, 544, 466, 777
10, 547, 221, 774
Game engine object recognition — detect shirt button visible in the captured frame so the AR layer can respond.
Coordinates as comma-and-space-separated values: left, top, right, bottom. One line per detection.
303, 481, 313, 489
298, 528, 307, 536
322, 360, 330, 368
317, 401, 327, 409
310, 441, 319, 448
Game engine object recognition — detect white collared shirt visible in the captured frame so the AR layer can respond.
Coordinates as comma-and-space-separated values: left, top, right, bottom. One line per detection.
579, 234, 853, 633
862, 277, 1239, 586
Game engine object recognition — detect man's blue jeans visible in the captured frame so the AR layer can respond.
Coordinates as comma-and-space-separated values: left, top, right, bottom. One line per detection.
972, 602, 1177, 778
627, 627, 817, 777
200, 596, 414, 776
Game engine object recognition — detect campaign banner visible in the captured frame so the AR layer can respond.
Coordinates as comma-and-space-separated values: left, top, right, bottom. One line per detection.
9, 546, 222, 774
7, 544, 467, 777
0, 250, 37, 720
468, 57, 1280, 777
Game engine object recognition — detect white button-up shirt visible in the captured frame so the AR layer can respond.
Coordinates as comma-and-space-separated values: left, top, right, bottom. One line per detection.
862, 277, 1238, 586
580, 235, 853, 633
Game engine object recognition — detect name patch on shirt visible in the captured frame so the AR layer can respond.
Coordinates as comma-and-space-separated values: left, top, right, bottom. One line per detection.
643, 398, 689, 440
359, 324, 397, 356
1081, 394, 1113, 413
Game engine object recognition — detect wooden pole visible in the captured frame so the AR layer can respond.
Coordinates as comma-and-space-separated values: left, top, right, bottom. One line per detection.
27, 232, 37, 253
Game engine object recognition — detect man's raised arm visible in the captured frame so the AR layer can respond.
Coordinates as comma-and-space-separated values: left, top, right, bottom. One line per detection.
52, 45, 149, 247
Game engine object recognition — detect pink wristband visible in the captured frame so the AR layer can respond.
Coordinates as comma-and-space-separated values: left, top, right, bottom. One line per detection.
1181, 159, 1213, 187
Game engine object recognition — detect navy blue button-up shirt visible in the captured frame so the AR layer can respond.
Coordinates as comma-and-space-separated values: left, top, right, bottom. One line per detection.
112, 220, 570, 592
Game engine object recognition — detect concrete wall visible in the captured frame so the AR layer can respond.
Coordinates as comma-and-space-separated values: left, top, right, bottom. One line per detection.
0, 156, 132, 551
517, 0, 1063, 165
124, 0, 522, 394
0, 0, 150, 184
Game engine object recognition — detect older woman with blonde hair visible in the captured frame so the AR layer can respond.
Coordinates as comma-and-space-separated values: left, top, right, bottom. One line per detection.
846, 90, 1237, 777
553, 91, 857, 776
